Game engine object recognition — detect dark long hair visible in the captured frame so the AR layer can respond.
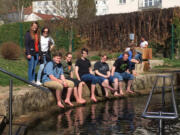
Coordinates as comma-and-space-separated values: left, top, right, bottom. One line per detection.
30, 21, 40, 40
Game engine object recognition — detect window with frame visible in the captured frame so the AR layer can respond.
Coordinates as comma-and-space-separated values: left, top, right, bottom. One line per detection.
144, 0, 153, 7
45, 10, 49, 14
53, 1, 56, 5
119, 0, 126, 4
44, 1, 48, 6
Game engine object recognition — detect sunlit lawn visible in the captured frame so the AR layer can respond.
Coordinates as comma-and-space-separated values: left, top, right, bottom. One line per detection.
0, 57, 28, 86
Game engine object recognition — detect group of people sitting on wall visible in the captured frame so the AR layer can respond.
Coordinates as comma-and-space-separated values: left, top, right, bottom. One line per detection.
25, 21, 148, 108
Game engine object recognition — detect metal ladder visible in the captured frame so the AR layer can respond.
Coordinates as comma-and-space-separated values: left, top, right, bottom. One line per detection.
142, 74, 179, 134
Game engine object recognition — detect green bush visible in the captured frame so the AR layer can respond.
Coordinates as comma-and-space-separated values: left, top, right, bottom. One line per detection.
0, 22, 31, 47
90, 55, 100, 61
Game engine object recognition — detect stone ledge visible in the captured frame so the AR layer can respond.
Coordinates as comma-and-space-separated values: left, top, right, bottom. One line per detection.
0, 72, 179, 118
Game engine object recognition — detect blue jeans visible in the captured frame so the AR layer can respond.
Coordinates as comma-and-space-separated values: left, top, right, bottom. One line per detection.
96, 76, 116, 84
81, 74, 98, 85
28, 53, 39, 82
114, 72, 134, 81
134, 52, 142, 62
37, 56, 47, 82
129, 61, 135, 71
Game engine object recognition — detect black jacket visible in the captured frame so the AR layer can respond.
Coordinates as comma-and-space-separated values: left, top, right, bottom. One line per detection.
25, 31, 39, 56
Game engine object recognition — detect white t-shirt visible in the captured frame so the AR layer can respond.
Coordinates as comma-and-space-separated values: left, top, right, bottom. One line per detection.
40, 36, 55, 52
140, 41, 148, 48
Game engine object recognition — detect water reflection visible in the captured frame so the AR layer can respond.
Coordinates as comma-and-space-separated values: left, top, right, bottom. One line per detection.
27, 92, 180, 135
28, 98, 138, 135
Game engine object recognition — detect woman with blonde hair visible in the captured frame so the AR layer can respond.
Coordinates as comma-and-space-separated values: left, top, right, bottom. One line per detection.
25, 21, 40, 83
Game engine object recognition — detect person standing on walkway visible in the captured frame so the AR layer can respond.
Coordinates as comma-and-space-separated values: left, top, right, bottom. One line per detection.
140, 36, 148, 48
36, 27, 55, 85
61, 52, 86, 104
25, 22, 40, 83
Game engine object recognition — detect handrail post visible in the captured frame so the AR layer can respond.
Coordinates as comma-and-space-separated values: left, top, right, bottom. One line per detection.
9, 80, 13, 135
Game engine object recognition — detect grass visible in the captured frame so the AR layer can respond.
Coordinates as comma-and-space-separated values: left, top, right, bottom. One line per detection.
153, 58, 180, 68
1, 53, 178, 87
0, 57, 28, 86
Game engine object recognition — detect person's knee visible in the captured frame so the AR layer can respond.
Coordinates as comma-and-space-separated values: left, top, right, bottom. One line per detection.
114, 78, 118, 82
117, 76, 123, 81
91, 76, 98, 84
103, 79, 109, 85
129, 74, 134, 80
67, 80, 74, 88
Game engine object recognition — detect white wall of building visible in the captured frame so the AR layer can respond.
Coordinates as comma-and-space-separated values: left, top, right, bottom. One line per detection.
162, 0, 180, 9
107, 0, 139, 14
96, 0, 109, 15
33, 1, 58, 15
96, 0, 180, 15
24, 13, 42, 22
32, 0, 78, 18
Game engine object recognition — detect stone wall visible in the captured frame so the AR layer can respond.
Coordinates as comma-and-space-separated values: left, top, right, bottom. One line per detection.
0, 72, 179, 118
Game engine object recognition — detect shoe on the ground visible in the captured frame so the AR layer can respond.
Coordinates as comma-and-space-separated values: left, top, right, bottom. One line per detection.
36, 81, 42, 86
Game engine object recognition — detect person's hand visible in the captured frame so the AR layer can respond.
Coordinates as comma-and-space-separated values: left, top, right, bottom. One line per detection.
104, 75, 108, 78
63, 81, 68, 87
81, 81, 85, 85
27, 55, 31, 59
107, 74, 110, 78
131, 59, 139, 64
126, 70, 130, 74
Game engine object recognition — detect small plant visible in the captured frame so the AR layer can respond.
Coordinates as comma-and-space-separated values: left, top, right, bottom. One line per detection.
90, 55, 100, 61
0, 42, 21, 60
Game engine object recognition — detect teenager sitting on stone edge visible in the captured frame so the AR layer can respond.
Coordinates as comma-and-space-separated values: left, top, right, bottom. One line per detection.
75, 48, 99, 102
42, 50, 74, 108
61, 52, 86, 104
94, 54, 118, 97
111, 52, 134, 96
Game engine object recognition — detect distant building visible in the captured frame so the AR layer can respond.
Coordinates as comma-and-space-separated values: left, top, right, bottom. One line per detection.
5, 4, 63, 22
32, 0, 78, 18
95, 0, 180, 15
96, 0, 108, 16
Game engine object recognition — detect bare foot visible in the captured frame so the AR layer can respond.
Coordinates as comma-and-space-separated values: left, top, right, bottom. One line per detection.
65, 100, 74, 107
114, 93, 121, 97
110, 88, 118, 92
81, 98, 86, 103
57, 101, 64, 108
77, 99, 86, 104
91, 97, 97, 102
119, 90, 124, 96
126, 90, 135, 94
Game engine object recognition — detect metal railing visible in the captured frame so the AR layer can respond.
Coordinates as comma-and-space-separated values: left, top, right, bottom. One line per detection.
142, 74, 178, 134
0, 67, 50, 135
0, 67, 50, 92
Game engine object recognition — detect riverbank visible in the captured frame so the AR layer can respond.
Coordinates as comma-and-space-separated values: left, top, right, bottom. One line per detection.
0, 71, 179, 118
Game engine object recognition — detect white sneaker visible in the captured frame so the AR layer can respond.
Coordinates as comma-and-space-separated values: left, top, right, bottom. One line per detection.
36, 81, 42, 86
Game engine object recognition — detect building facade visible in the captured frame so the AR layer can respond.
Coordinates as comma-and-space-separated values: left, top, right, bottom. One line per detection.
32, 0, 78, 18
95, 0, 180, 15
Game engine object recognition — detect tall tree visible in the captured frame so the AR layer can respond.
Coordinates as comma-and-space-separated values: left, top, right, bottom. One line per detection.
77, 0, 96, 23
0, 0, 33, 22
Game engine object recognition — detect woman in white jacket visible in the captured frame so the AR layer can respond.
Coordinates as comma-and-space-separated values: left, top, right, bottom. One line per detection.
36, 27, 55, 85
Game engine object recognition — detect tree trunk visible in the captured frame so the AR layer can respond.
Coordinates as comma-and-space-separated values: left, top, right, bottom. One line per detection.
69, 25, 73, 52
